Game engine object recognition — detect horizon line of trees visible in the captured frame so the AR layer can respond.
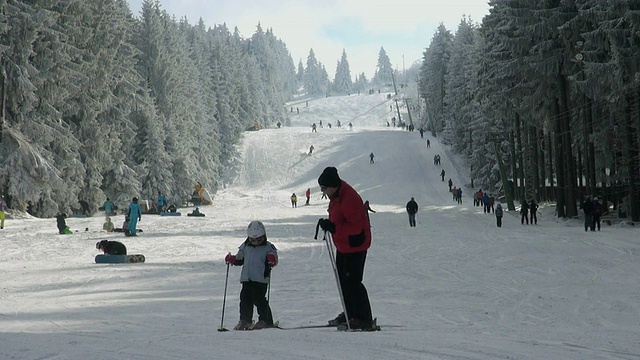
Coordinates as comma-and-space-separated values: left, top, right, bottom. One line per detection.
418, 0, 640, 221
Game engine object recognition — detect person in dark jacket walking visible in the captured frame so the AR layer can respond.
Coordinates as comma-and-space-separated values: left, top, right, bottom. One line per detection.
520, 201, 529, 225
440, 169, 445, 181
317, 167, 374, 330
592, 197, 603, 231
448, 178, 453, 192
495, 203, 504, 227
406, 197, 419, 227
582, 196, 594, 231
529, 200, 538, 225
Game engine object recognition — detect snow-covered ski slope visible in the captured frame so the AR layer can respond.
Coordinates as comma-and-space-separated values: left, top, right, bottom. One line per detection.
1, 92, 639, 360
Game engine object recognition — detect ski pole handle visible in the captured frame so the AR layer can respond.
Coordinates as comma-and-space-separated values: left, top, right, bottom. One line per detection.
314, 218, 323, 240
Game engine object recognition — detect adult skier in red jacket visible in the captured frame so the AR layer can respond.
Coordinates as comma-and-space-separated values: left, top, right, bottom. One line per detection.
318, 166, 373, 330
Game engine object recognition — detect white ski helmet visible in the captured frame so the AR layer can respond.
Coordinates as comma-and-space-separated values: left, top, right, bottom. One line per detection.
247, 220, 266, 238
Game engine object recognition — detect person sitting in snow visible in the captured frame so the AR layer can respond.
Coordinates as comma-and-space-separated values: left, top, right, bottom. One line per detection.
96, 240, 127, 255
103, 217, 114, 232
56, 213, 69, 234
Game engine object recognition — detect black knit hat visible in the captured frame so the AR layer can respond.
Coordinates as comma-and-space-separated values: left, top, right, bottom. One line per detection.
318, 167, 341, 187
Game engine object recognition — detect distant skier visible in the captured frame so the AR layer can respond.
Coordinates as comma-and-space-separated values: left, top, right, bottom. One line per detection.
290, 193, 297, 208
448, 179, 453, 192
369, 152, 375, 164
520, 201, 530, 225
157, 191, 166, 213
495, 203, 504, 227
127, 197, 142, 236
308, 145, 314, 155
529, 199, 538, 225
427, 139, 430, 148
311, 123, 317, 132
103, 197, 115, 217
406, 197, 419, 227
0, 195, 7, 229
305, 188, 311, 205
440, 169, 445, 182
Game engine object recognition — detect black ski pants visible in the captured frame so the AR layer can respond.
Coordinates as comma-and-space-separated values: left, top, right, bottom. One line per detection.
239, 281, 273, 325
336, 250, 373, 323
408, 212, 416, 227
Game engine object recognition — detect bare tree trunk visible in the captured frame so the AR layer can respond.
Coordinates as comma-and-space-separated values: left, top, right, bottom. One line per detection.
558, 72, 578, 217
625, 93, 640, 222
553, 96, 566, 218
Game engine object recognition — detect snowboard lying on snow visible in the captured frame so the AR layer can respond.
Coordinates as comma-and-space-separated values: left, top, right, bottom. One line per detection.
95, 254, 146, 263
160, 212, 182, 216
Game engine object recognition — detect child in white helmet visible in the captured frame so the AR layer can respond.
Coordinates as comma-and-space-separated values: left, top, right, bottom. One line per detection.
225, 220, 278, 330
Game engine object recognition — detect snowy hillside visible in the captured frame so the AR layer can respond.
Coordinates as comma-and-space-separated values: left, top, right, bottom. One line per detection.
1, 92, 639, 360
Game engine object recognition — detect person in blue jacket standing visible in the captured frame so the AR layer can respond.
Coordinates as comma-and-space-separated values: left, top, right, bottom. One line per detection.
157, 191, 167, 213
127, 197, 142, 236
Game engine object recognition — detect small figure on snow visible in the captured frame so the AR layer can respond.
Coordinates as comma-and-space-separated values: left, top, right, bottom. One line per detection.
311, 123, 317, 132
406, 197, 419, 227
103, 197, 115, 217
495, 203, 504, 227
225, 221, 278, 330
520, 201, 530, 225
0, 195, 7, 229
440, 169, 445, 182
290, 193, 297, 208
369, 152, 375, 164
308, 145, 314, 155
56, 213, 70, 234
127, 197, 142, 236
103, 217, 114, 232
305, 188, 311, 205
157, 191, 167, 213
96, 239, 127, 255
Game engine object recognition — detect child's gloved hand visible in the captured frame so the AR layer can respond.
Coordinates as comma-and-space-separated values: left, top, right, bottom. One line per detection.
266, 254, 277, 267
225, 253, 236, 264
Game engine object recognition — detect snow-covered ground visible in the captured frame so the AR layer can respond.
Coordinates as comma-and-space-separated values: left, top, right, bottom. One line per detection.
1, 92, 639, 360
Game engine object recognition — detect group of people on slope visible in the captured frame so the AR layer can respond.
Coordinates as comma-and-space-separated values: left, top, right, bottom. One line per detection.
477, 190, 497, 214
226, 166, 375, 331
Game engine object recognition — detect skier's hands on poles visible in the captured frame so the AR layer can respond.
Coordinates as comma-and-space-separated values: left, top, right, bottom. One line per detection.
319, 219, 335, 234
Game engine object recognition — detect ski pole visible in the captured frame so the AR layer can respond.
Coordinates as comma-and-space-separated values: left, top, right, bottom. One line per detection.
218, 261, 231, 332
324, 231, 351, 330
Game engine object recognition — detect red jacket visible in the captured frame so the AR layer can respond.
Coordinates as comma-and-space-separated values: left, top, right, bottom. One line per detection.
306, 188, 311, 198
327, 180, 371, 253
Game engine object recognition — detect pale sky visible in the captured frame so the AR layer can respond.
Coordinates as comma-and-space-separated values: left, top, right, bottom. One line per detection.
127, 0, 490, 79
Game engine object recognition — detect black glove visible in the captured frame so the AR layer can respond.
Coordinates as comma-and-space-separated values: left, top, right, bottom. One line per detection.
319, 219, 335, 234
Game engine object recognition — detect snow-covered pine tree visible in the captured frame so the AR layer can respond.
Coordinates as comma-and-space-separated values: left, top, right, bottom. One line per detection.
333, 49, 353, 94
373, 47, 393, 86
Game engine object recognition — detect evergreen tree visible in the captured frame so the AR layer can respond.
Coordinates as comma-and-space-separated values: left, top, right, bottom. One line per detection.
373, 47, 393, 85
333, 49, 352, 94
